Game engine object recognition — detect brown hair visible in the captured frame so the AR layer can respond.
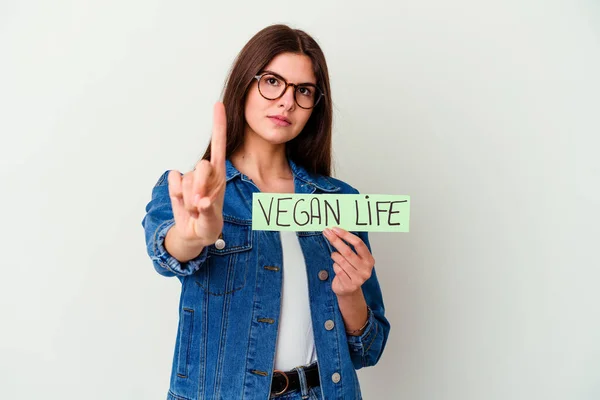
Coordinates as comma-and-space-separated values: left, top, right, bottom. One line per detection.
201, 24, 333, 176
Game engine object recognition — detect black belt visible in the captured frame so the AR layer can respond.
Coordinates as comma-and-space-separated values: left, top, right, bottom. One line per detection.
270, 363, 320, 396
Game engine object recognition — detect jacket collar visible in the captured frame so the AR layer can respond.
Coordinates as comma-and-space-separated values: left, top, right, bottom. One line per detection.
225, 158, 340, 193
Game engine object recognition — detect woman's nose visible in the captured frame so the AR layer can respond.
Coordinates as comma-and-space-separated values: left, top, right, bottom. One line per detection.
278, 85, 296, 109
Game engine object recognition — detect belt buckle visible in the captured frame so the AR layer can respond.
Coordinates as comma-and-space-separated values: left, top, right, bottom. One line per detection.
272, 369, 290, 396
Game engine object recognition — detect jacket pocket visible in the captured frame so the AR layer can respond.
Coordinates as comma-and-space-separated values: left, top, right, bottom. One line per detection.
194, 216, 252, 296
176, 308, 194, 378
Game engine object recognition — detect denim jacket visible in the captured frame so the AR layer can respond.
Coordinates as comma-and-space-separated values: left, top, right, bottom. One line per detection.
142, 158, 390, 400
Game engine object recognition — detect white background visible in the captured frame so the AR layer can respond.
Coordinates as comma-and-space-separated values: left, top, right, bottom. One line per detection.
1, 0, 598, 399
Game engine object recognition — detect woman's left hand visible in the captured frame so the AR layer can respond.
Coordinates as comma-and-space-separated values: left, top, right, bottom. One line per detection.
323, 227, 375, 297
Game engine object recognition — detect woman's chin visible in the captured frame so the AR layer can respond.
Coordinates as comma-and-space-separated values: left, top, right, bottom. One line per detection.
257, 129, 296, 145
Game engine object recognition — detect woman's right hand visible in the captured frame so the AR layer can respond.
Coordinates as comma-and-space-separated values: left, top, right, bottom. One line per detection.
167, 102, 227, 247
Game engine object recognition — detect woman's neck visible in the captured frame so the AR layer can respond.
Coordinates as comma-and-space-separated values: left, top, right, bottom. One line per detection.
230, 142, 293, 183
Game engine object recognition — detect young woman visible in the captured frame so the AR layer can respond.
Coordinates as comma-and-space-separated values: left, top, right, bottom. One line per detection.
142, 24, 390, 400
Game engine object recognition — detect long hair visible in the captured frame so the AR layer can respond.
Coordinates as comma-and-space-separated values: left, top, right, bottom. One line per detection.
201, 24, 333, 176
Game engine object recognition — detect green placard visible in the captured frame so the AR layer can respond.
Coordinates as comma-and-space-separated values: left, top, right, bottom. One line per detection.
252, 193, 410, 232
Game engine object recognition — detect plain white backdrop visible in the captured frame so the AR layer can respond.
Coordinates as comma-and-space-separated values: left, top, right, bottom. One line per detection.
1, 0, 598, 399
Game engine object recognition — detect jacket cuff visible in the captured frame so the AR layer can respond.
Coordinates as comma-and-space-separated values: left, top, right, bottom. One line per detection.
346, 306, 378, 353
151, 219, 209, 276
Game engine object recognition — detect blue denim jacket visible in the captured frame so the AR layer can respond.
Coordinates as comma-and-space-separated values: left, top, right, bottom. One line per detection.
142, 158, 390, 400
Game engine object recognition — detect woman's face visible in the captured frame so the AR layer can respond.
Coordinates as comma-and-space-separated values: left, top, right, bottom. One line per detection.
244, 52, 316, 146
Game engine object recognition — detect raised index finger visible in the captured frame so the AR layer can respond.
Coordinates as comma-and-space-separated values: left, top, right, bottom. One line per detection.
210, 102, 227, 172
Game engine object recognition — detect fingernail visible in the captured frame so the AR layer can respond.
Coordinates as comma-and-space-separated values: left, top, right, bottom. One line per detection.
323, 228, 331, 236
332, 227, 342, 234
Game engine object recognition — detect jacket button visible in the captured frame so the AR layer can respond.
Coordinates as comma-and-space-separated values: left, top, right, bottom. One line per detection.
324, 320, 335, 330
318, 270, 329, 280
215, 238, 226, 250
331, 372, 341, 383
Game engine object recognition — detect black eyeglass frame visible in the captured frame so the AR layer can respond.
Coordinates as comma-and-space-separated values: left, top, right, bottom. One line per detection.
253, 71, 325, 109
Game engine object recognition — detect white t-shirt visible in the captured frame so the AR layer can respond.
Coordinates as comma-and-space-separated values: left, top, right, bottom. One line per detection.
273, 231, 318, 371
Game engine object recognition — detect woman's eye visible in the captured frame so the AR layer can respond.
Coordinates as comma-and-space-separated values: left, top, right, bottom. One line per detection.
298, 86, 313, 96
266, 77, 280, 85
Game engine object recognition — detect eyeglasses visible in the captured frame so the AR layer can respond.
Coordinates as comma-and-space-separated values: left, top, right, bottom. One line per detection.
253, 71, 324, 109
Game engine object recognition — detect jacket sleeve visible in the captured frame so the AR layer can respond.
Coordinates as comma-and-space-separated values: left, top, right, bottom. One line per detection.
345, 190, 391, 369
141, 170, 209, 277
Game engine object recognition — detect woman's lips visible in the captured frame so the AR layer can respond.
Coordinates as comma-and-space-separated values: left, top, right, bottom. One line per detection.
268, 116, 291, 127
